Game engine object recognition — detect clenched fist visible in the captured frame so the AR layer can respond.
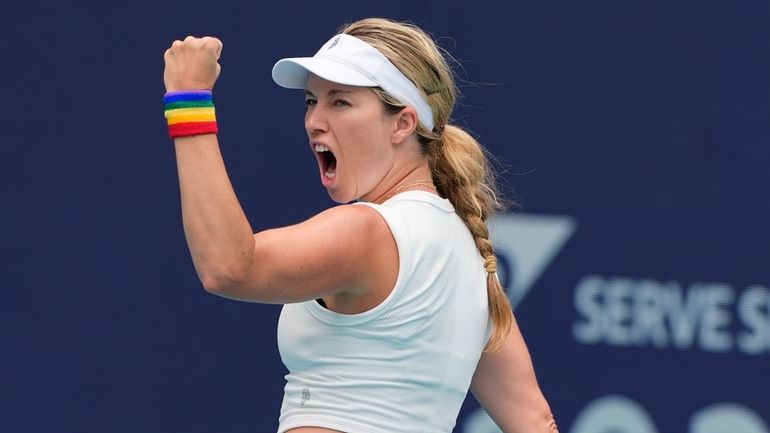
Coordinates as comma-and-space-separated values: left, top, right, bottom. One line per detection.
164, 36, 223, 92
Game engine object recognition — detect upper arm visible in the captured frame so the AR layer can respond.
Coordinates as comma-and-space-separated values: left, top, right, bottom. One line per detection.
471, 314, 558, 432
212, 204, 397, 304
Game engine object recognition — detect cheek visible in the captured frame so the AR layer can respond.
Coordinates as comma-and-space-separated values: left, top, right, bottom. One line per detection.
334, 106, 395, 195
339, 113, 391, 163
350, 126, 392, 171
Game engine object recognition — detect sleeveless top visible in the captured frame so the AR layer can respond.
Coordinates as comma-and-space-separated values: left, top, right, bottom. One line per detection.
276, 191, 491, 433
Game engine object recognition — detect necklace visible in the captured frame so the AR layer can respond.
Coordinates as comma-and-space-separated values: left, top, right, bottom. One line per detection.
374, 179, 437, 204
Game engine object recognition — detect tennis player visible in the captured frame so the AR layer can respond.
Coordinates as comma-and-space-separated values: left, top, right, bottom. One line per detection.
163, 17, 558, 433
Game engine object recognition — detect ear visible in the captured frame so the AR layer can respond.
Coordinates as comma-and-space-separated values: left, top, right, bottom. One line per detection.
391, 107, 419, 145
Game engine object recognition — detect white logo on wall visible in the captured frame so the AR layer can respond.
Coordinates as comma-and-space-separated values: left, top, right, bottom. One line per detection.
489, 213, 576, 308
570, 395, 657, 433
572, 277, 770, 355
463, 395, 769, 433
464, 214, 770, 433
570, 396, 769, 433
690, 403, 770, 433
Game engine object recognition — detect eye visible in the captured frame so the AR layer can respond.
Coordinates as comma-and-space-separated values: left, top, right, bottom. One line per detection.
333, 99, 351, 107
305, 98, 317, 106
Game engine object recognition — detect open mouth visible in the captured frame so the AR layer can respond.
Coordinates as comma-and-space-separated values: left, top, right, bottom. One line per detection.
314, 143, 337, 179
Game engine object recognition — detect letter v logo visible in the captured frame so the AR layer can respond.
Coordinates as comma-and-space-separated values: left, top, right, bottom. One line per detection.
489, 213, 577, 308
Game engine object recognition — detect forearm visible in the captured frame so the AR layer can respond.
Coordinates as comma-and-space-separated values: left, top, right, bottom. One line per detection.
174, 133, 255, 290
471, 315, 559, 432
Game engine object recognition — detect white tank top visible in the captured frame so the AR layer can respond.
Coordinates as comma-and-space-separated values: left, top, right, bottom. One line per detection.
276, 191, 491, 433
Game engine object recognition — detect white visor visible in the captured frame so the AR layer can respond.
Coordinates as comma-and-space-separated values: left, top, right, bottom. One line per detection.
272, 33, 435, 131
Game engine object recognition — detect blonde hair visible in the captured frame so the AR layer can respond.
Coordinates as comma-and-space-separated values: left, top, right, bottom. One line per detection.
342, 18, 513, 351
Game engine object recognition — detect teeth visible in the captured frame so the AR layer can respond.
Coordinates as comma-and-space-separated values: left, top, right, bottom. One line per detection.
314, 144, 329, 152
324, 171, 336, 179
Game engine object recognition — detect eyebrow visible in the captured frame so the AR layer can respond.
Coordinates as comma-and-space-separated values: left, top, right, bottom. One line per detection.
304, 89, 354, 97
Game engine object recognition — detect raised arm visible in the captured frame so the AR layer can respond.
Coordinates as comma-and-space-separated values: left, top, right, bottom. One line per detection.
471, 313, 559, 433
163, 36, 397, 304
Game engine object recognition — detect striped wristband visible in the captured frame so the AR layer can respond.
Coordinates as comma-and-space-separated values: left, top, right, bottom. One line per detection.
163, 90, 218, 138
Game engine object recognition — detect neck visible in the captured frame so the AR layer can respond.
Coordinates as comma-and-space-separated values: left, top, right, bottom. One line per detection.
373, 179, 437, 204
365, 163, 437, 205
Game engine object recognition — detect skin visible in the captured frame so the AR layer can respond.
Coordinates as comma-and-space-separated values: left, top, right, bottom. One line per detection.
164, 35, 557, 433
303, 74, 433, 205
163, 35, 426, 314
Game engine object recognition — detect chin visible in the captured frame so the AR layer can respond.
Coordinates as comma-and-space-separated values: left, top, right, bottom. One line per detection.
327, 187, 355, 204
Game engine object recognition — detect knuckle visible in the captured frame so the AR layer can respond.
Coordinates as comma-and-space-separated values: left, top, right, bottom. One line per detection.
202, 38, 216, 48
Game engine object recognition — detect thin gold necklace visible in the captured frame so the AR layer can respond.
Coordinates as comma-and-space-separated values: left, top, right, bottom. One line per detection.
374, 179, 437, 204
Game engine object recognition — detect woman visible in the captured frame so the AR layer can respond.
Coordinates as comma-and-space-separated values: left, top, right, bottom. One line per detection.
163, 17, 558, 433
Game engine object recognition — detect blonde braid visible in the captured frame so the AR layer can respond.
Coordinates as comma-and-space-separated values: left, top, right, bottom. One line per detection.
430, 125, 512, 351
343, 18, 514, 351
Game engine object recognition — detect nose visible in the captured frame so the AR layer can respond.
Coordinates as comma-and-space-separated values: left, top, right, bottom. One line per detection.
304, 105, 328, 137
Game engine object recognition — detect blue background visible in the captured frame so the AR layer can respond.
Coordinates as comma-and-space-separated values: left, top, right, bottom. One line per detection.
3, 0, 768, 431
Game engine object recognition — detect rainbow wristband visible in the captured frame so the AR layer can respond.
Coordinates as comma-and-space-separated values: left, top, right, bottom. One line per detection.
163, 90, 218, 138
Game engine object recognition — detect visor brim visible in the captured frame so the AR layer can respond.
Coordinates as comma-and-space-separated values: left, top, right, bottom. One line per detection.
272, 57, 377, 89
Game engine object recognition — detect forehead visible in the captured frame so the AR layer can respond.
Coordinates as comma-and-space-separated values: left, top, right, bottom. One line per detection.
304, 74, 375, 97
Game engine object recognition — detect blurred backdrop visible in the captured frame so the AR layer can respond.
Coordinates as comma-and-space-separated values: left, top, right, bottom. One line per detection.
3, 0, 768, 432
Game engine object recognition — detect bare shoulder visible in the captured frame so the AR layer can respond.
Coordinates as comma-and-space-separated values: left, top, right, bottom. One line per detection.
303, 204, 397, 284
309, 203, 390, 234
288, 203, 394, 255
240, 203, 397, 304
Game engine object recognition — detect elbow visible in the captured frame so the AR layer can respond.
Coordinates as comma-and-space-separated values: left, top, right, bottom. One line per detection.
200, 273, 227, 295
535, 403, 559, 433
516, 397, 559, 433
515, 407, 559, 433
540, 411, 559, 433
198, 267, 248, 297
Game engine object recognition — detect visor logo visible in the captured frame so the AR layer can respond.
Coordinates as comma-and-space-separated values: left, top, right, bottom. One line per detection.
328, 37, 340, 49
